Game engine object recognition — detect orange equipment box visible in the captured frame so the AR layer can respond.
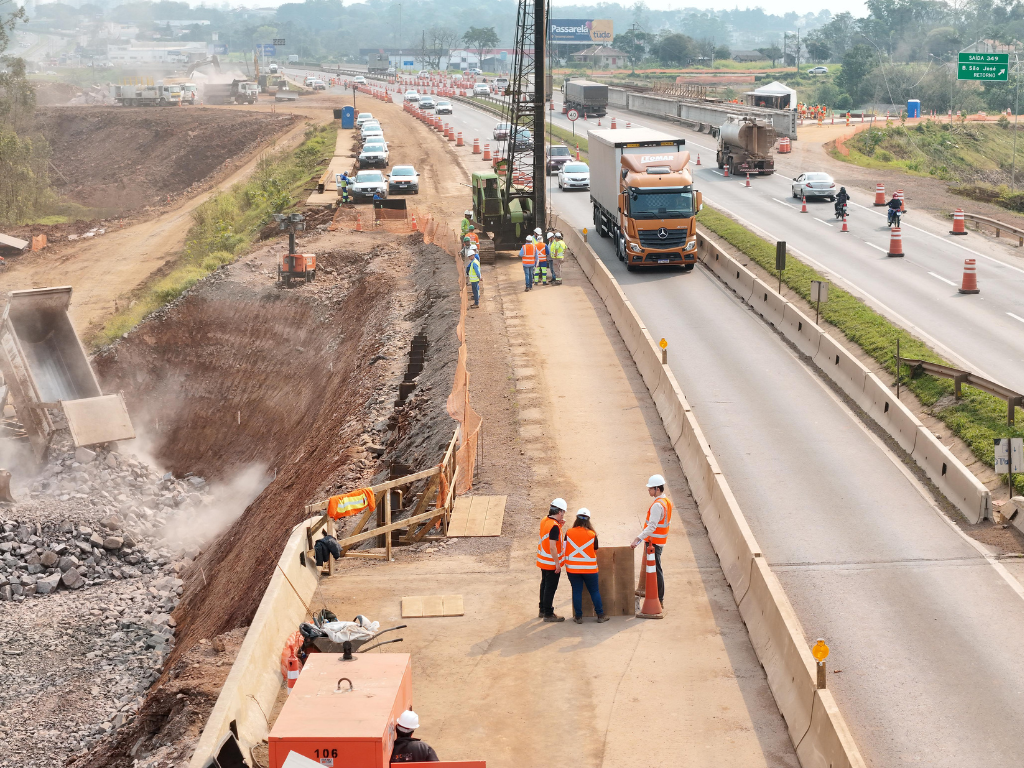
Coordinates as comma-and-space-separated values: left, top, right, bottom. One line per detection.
269, 653, 413, 768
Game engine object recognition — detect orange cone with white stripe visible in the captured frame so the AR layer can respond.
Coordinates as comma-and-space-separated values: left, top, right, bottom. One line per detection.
874, 183, 886, 206
958, 259, 980, 293
483, 143, 491, 161
286, 653, 301, 693
897, 189, 905, 212
410, 214, 417, 231
886, 226, 904, 257
841, 216, 849, 232
636, 543, 663, 619
745, 173, 751, 187
696, 153, 701, 165
801, 198, 808, 213
723, 164, 729, 177
950, 209, 968, 235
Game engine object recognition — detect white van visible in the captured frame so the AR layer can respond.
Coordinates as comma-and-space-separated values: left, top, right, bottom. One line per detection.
495, 77, 509, 90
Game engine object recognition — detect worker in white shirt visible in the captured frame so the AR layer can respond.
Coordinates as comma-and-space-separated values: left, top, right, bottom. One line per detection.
630, 474, 672, 606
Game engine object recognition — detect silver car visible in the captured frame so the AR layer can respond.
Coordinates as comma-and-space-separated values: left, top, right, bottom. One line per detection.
557, 161, 590, 191
792, 172, 837, 201
359, 141, 389, 168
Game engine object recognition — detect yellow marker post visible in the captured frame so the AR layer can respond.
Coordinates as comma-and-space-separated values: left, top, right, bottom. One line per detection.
582, 227, 588, 243
812, 638, 829, 689
659, 337, 668, 364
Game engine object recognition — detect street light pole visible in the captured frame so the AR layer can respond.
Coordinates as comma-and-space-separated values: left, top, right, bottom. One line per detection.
1014, 52, 1021, 190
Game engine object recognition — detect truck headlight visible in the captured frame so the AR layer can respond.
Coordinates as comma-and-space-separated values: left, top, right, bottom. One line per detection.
629, 243, 642, 253
686, 239, 696, 251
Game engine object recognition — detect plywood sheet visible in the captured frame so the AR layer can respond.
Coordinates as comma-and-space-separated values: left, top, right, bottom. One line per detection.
401, 594, 464, 618
581, 546, 636, 617
447, 495, 506, 537
63, 394, 136, 447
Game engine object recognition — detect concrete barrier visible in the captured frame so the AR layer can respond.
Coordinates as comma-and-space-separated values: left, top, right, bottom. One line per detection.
813, 334, 872, 413
779, 304, 823, 358
752, 278, 787, 328
911, 427, 989, 523
190, 516, 321, 768
721, 260, 757, 303
556, 213, 866, 768
862, 373, 921, 455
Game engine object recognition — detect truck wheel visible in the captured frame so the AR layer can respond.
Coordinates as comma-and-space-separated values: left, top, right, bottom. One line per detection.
615, 236, 625, 262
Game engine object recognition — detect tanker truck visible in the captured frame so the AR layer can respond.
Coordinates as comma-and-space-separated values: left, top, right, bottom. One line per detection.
589, 127, 701, 272
715, 115, 776, 176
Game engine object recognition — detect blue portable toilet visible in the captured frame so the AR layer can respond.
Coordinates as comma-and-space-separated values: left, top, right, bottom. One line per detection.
340, 105, 355, 129
907, 99, 921, 118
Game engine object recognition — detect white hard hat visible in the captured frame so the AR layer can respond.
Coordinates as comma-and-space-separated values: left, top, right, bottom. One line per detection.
555, 232, 563, 238
526, 236, 535, 243
464, 210, 472, 216
550, 498, 567, 511
397, 710, 420, 731
533, 227, 543, 235
470, 244, 479, 252
576, 507, 591, 518
647, 474, 666, 488
546, 231, 555, 239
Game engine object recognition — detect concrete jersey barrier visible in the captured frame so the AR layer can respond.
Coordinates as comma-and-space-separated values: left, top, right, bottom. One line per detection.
556, 217, 867, 768
190, 516, 322, 768
693, 230, 990, 525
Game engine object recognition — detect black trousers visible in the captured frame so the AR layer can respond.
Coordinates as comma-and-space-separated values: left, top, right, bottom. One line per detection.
538, 568, 561, 616
654, 544, 665, 602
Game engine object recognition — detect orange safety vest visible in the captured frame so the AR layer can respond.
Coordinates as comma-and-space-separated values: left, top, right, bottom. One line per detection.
467, 232, 480, 244
536, 516, 563, 570
563, 527, 597, 573
521, 243, 536, 266
645, 496, 672, 546
327, 487, 376, 519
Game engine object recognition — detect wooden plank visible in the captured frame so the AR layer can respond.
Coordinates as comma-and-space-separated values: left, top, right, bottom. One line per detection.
445, 495, 505, 537
442, 594, 465, 616
465, 496, 488, 535
401, 594, 464, 618
447, 497, 473, 537
481, 495, 507, 536
305, 466, 440, 514
401, 596, 424, 617
401, 474, 441, 544
340, 504, 377, 557
335, 507, 442, 549
581, 547, 635, 617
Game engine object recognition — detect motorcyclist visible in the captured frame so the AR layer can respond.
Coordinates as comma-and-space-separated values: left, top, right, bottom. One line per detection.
834, 187, 849, 218
887, 193, 902, 225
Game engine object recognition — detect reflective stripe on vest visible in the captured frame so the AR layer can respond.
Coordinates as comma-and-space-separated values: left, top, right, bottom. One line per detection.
467, 260, 481, 283
521, 243, 536, 266
551, 241, 566, 258
645, 496, 672, 545
563, 527, 597, 573
536, 517, 563, 569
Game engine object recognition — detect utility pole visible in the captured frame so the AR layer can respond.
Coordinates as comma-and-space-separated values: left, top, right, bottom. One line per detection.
796, 27, 800, 71
1014, 52, 1021, 190
533, 0, 546, 229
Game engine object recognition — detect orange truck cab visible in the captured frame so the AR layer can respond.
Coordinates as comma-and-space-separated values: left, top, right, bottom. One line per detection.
589, 128, 701, 272
279, 253, 316, 286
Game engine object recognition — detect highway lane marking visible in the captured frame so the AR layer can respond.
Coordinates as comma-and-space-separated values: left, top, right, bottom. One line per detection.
709, 170, 724, 176
865, 243, 887, 253
701, 195, 999, 380
851, 201, 1024, 277
929, 272, 959, 287
1009, 312, 1024, 324
772, 198, 792, 207
814, 218, 834, 227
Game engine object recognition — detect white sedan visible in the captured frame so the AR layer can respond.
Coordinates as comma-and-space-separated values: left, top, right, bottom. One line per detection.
792, 172, 837, 201
558, 161, 590, 191
404, 90, 420, 101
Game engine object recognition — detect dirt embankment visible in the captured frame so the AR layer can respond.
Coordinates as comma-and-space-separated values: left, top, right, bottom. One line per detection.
81, 225, 460, 768
28, 106, 297, 217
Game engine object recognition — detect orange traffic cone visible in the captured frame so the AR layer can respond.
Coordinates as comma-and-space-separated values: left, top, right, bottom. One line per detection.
636, 543, 663, 619
410, 214, 417, 231
897, 189, 905, 212
958, 259, 980, 293
874, 183, 886, 206
611, 117, 617, 129
576, 143, 580, 160
483, 143, 492, 161
355, 214, 363, 232
950, 209, 968, 235
801, 198, 808, 213
456, 131, 464, 146
723, 164, 730, 177
286, 653, 301, 694
696, 153, 701, 165
472, 138, 481, 154
745, 173, 751, 187
840, 216, 849, 232
886, 226, 904, 257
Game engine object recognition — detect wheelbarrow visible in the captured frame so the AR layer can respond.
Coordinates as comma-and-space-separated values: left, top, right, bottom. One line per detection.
311, 615, 407, 656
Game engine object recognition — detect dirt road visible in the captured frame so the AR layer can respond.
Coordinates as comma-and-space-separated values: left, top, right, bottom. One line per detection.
1, 108, 320, 337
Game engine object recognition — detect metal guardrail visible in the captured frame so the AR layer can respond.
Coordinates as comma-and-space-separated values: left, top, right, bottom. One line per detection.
961, 212, 1024, 246
901, 357, 1023, 425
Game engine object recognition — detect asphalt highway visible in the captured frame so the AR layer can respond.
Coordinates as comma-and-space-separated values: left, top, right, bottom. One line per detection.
408, 93, 1024, 768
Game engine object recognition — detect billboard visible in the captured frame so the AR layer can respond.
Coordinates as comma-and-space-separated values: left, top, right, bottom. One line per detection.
549, 19, 614, 44
257, 44, 275, 56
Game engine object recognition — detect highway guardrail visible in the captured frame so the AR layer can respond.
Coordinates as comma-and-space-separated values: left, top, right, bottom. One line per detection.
961, 212, 1024, 246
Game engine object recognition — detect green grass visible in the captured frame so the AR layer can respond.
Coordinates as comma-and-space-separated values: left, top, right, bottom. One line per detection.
544, 122, 588, 156
93, 123, 336, 346
697, 204, 1024, 495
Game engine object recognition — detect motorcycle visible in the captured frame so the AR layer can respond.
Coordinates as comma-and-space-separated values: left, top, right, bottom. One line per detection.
834, 201, 849, 220
887, 208, 902, 228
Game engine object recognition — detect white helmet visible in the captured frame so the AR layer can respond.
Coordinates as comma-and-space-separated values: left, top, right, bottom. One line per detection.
533, 227, 543, 235
555, 231, 563, 238
397, 710, 420, 731
470, 244, 479, 252
546, 231, 555, 240
576, 507, 591, 518
464, 210, 472, 216
647, 474, 666, 488
550, 498, 568, 511
526, 236, 535, 244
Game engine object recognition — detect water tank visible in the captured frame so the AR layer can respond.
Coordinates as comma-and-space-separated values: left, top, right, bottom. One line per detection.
907, 99, 921, 118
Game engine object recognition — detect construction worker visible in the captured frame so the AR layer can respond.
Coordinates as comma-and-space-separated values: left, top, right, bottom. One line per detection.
519, 236, 537, 292
549, 232, 566, 284
390, 710, 439, 763
461, 210, 473, 237
630, 474, 671, 606
532, 227, 548, 285
465, 247, 482, 308
466, 225, 480, 246
337, 172, 351, 204
564, 508, 608, 624
537, 498, 567, 622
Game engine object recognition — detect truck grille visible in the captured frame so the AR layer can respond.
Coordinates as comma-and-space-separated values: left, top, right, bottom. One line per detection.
638, 228, 688, 249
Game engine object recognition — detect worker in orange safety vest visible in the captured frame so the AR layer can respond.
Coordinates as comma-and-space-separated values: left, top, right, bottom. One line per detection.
564, 508, 608, 624
630, 474, 672, 607
519, 236, 537, 292
537, 498, 567, 622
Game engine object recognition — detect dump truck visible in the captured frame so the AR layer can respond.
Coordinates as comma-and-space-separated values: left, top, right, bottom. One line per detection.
202, 79, 259, 105
715, 115, 777, 176
564, 79, 608, 117
110, 83, 182, 106
589, 128, 701, 271
0, 288, 135, 460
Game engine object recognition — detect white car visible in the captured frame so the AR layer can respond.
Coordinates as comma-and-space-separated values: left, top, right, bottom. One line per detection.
404, 90, 420, 102
418, 70, 430, 77
494, 77, 509, 90
466, 68, 482, 75
435, 100, 453, 115
351, 170, 388, 201
359, 122, 382, 139
304, 75, 316, 86
791, 172, 837, 201
808, 66, 829, 75
361, 128, 384, 144
356, 112, 374, 127
310, 79, 326, 90
388, 165, 420, 194
472, 83, 491, 96
354, 75, 367, 84
359, 141, 389, 168
557, 161, 590, 191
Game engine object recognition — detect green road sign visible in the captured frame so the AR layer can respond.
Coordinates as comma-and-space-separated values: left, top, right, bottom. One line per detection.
958, 52, 1009, 81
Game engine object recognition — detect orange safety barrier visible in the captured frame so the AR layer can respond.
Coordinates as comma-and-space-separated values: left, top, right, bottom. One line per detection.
897, 189, 905, 212
874, 183, 886, 206
636, 543, 663, 619
958, 259, 980, 293
887, 226, 904, 257
610, 117, 617, 129
456, 132, 464, 146
950, 209, 968, 235
840, 216, 849, 233
483, 143, 491, 161
472, 137, 481, 153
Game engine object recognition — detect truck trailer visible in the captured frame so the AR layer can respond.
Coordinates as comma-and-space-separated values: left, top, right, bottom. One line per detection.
110, 83, 182, 106
201, 79, 259, 105
564, 79, 608, 117
589, 128, 701, 271
716, 115, 777, 176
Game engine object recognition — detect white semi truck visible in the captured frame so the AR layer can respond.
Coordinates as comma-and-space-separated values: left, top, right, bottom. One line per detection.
110, 83, 182, 106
